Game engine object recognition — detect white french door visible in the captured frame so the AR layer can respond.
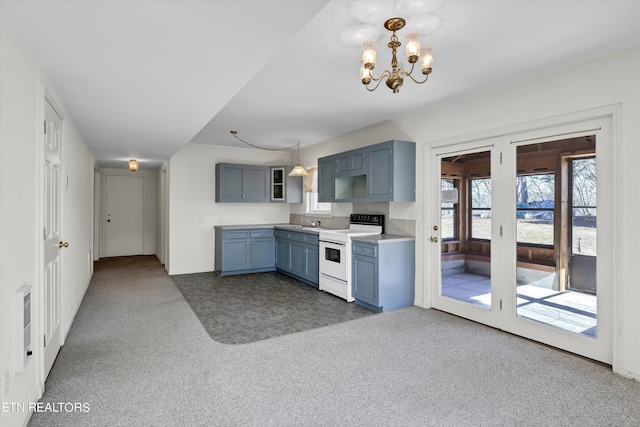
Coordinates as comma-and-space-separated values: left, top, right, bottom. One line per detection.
429, 116, 613, 364
430, 138, 503, 329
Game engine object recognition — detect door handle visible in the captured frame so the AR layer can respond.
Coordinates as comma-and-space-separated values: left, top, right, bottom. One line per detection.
429, 236, 438, 243
59, 241, 69, 248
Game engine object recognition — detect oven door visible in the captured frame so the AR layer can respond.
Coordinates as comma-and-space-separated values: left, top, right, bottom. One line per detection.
319, 239, 347, 282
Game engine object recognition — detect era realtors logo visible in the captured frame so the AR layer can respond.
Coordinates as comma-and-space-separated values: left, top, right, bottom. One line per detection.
2, 402, 90, 413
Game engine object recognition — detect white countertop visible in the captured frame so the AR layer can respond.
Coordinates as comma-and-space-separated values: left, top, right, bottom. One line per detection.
351, 234, 415, 243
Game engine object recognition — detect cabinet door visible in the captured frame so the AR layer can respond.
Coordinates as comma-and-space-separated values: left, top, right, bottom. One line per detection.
289, 241, 306, 277
244, 166, 269, 202
222, 239, 250, 271
251, 237, 275, 269
368, 144, 393, 200
305, 244, 319, 284
217, 164, 245, 202
352, 254, 378, 306
318, 157, 335, 202
349, 150, 367, 174
276, 239, 290, 270
335, 150, 367, 176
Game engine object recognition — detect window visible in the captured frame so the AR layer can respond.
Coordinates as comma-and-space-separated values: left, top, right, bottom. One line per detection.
516, 173, 555, 246
441, 178, 459, 240
469, 178, 491, 240
304, 167, 331, 215
571, 157, 596, 256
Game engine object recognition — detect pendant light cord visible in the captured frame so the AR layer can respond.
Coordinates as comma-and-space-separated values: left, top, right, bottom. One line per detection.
230, 130, 298, 151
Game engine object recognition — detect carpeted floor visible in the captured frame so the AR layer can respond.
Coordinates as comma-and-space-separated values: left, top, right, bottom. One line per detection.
171, 271, 376, 344
28, 256, 640, 426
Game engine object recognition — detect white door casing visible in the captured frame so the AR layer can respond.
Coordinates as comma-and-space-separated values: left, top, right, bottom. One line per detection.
43, 98, 64, 379
105, 175, 144, 257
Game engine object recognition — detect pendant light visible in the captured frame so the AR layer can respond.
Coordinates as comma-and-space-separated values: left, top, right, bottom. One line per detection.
288, 142, 308, 176
128, 159, 139, 172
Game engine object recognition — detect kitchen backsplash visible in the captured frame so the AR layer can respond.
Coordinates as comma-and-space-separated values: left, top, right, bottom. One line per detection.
290, 205, 416, 237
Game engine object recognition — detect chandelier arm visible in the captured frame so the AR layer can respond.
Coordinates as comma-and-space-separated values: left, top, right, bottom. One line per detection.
364, 69, 392, 92
404, 72, 431, 85
368, 68, 391, 83
229, 130, 298, 151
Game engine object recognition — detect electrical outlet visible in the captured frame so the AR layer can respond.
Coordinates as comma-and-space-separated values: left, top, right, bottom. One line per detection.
3, 369, 9, 396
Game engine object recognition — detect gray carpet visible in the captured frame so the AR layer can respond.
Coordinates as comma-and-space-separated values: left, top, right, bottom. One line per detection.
171, 270, 375, 344
28, 256, 640, 427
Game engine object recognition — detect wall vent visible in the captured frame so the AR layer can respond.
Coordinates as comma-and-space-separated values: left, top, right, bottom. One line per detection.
15, 284, 33, 372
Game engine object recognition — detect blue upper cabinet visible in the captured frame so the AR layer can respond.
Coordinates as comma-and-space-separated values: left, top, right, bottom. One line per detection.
317, 156, 335, 203
318, 140, 415, 203
216, 163, 269, 203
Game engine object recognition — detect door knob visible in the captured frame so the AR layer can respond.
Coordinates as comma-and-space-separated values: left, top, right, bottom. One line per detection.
59, 241, 69, 248
429, 236, 438, 243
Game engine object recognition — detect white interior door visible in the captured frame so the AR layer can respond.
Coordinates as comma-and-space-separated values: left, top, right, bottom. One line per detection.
105, 175, 144, 257
429, 116, 613, 364
43, 98, 64, 378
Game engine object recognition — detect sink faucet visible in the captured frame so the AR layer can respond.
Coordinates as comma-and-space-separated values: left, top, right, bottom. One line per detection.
304, 218, 316, 227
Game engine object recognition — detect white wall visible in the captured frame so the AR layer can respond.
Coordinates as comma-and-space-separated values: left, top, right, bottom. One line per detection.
0, 10, 95, 426
0, 11, 41, 427
60, 120, 95, 339
167, 143, 292, 275
296, 45, 640, 379
98, 168, 158, 258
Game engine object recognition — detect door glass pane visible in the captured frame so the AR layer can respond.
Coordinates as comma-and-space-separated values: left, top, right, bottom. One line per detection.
470, 178, 491, 240
515, 140, 597, 338
441, 179, 457, 240
441, 151, 491, 309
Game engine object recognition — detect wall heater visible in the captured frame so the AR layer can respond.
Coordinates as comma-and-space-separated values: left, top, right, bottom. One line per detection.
15, 284, 32, 372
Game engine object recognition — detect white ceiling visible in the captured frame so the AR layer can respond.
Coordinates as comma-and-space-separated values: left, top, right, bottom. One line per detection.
2, 0, 639, 169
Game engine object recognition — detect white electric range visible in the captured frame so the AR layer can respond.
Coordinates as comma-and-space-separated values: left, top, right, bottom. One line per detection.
318, 214, 384, 302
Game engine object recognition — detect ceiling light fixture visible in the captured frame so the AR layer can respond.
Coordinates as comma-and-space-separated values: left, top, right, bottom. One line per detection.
360, 17, 433, 93
128, 159, 139, 172
288, 142, 308, 177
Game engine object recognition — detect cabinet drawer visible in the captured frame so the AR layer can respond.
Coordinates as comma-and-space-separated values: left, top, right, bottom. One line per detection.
288, 231, 305, 242
353, 242, 377, 257
224, 230, 251, 239
251, 229, 273, 238
304, 234, 319, 245
274, 230, 289, 239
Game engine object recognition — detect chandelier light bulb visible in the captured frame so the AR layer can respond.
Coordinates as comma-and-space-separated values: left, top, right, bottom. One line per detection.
420, 46, 433, 74
362, 40, 377, 69
360, 62, 372, 84
405, 32, 421, 63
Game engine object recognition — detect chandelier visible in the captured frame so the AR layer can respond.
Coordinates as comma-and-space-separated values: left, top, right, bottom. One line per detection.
360, 17, 433, 93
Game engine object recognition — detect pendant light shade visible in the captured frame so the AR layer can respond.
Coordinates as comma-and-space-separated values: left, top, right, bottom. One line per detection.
128, 159, 139, 172
289, 142, 309, 176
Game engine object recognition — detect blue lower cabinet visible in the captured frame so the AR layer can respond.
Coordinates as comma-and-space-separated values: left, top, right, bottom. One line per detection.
305, 245, 319, 284
215, 228, 275, 275
352, 239, 415, 312
275, 239, 290, 270
275, 230, 319, 288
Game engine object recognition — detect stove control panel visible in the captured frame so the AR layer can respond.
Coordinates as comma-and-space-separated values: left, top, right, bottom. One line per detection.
349, 214, 384, 227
